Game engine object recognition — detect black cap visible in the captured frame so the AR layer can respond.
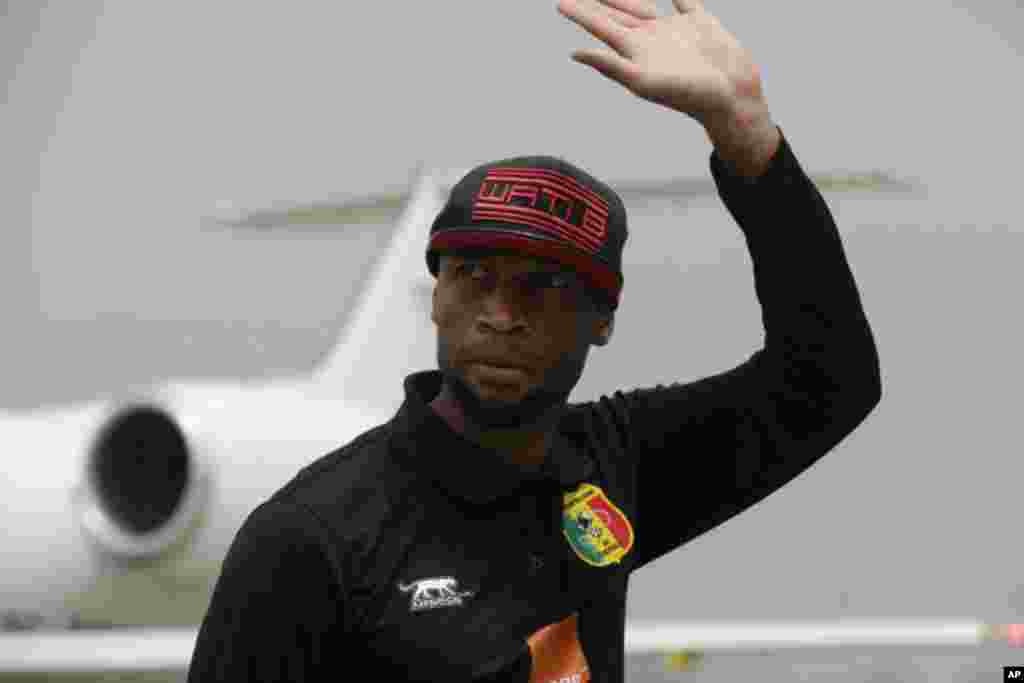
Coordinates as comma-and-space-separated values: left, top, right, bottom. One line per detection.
426, 155, 627, 311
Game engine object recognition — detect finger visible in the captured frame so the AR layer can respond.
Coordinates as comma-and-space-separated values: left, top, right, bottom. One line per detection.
596, 0, 659, 20
672, 0, 702, 13
602, 3, 647, 28
558, 0, 631, 56
571, 49, 642, 89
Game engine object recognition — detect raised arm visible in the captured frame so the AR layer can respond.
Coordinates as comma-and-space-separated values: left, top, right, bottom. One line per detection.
559, 0, 881, 568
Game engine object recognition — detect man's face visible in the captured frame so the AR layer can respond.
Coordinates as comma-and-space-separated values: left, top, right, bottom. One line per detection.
431, 247, 613, 428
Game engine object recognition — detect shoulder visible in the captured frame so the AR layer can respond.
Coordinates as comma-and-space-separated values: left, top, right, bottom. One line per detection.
561, 392, 638, 474
260, 419, 422, 540
565, 386, 650, 443
565, 379, 716, 455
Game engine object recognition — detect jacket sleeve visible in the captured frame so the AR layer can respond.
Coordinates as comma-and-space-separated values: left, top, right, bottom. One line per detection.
187, 499, 350, 682
611, 126, 882, 570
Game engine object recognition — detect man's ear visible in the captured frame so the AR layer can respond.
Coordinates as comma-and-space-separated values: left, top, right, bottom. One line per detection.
592, 313, 614, 347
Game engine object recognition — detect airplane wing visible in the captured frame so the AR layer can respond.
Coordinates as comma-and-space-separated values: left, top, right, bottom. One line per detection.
208, 168, 923, 229
0, 627, 197, 674
0, 621, 1018, 674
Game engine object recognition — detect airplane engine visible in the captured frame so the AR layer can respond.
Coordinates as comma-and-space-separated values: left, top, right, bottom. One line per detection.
73, 401, 210, 562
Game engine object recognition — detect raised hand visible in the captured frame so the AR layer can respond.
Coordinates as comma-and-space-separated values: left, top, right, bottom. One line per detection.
558, 0, 768, 131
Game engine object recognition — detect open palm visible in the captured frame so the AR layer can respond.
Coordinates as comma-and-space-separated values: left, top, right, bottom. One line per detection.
558, 0, 765, 127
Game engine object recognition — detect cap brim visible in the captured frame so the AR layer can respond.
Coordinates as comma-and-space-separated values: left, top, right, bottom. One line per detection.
428, 228, 621, 306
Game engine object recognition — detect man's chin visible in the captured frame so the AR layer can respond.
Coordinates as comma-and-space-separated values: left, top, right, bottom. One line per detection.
444, 370, 562, 430
469, 378, 529, 406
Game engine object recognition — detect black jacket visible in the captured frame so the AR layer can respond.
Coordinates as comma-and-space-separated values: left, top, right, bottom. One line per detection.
187, 126, 882, 682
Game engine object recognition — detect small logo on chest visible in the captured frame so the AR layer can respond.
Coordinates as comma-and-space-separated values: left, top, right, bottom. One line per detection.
562, 483, 634, 567
397, 576, 475, 612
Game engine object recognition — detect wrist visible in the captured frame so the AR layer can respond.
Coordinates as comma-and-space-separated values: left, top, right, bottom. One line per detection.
706, 107, 780, 179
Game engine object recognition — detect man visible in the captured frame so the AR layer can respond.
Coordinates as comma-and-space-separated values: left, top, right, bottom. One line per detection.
188, 0, 881, 681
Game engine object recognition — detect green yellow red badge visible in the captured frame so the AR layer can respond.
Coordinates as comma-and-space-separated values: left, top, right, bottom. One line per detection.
562, 483, 634, 567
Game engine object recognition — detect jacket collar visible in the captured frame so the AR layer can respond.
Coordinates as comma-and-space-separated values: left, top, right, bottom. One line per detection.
391, 370, 593, 504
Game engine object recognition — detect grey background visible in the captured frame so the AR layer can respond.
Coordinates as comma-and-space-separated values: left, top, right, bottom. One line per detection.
3, 1, 1024, 674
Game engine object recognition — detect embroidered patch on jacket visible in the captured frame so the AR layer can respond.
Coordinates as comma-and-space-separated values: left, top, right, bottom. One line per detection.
562, 483, 634, 566
397, 576, 475, 612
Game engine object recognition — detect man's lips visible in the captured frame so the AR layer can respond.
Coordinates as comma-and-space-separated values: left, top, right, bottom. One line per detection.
470, 360, 531, 381
473, 366, 528, 390
469, 355, 532, 371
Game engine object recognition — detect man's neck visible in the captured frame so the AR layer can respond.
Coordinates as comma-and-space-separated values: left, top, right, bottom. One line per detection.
428, 382, 558, 470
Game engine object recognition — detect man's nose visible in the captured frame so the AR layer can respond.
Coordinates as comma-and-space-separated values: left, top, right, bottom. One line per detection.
476, 282, 530, 333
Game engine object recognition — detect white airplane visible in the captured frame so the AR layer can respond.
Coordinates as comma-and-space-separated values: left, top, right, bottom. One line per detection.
1, 163, 1019, 677
0, 165, 449, 674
